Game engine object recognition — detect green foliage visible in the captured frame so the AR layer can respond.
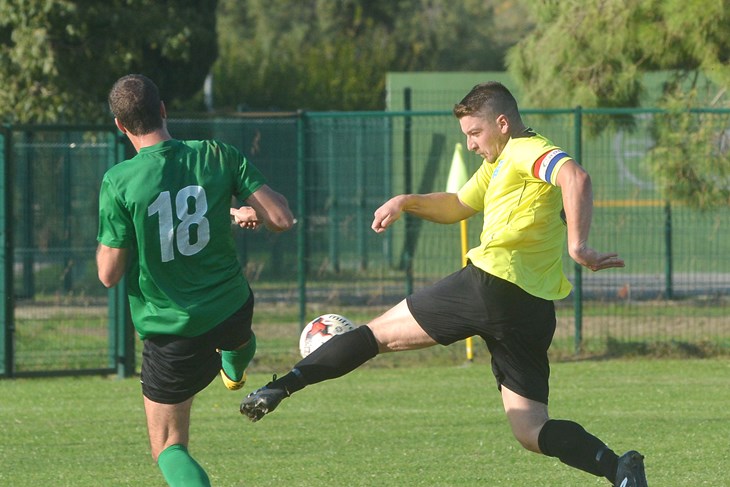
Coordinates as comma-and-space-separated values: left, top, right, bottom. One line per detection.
0, 0, 532, 117
507, 0, 730, 209
646, 91, 730, 210
0, 0, 218, 123
211, 0, 534, 111
508, 0, 649, 109
508, 0, 730, 109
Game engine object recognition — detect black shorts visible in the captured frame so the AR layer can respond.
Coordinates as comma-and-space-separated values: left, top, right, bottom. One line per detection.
140, 293, 255, 404
406, 263, 556, 404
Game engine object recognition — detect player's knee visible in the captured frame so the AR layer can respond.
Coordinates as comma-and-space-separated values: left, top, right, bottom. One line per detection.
512, 429, 541, 453
508, 420, 544, 453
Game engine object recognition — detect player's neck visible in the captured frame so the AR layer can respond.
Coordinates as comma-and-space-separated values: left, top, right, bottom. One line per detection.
129, 129, 172, 153
509, 123, 529, 137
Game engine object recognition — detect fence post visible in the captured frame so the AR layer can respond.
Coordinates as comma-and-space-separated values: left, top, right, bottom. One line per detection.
355, 118, 367, 271
107, 132, 136, 378
110, 277, 124, 376
664, 201, 674, 299
113, 278, 135, 378
0, 126, 14, 377
326, 118, 340, 273
383, 116, 393, 266
297, 111, 308, 329
402, 88, 414, 295
20, 131, 34, 298
62, 131, 73, 292
573, 106, 584, 354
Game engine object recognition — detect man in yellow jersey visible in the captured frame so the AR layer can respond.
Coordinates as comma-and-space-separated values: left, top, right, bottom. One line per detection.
241, 82, 647, 487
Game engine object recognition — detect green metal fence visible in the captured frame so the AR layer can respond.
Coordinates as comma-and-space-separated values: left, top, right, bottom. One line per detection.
1, 108, 728, 377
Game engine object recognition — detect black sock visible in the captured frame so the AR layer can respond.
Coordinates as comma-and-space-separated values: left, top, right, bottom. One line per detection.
273, 325, 379, 395
537, 419, 619, 482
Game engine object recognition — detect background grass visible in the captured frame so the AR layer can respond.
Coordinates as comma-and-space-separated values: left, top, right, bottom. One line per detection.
1, 358, 729, 486
12, 299, 730, 374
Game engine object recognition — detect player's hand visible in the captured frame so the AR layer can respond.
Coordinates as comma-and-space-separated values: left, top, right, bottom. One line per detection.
371, 197, 404, 233
230, 206, 261, 230
571, 245, 625, 272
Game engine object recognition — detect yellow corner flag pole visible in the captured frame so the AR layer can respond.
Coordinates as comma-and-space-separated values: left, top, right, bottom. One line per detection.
446, 143, 473, 362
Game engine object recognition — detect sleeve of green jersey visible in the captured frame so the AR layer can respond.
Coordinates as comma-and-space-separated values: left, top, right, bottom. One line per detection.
227, 144, 267, 200
97, 175, 134, 248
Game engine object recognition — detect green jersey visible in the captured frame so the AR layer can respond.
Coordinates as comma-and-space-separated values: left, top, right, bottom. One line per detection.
97, 139, 265, 339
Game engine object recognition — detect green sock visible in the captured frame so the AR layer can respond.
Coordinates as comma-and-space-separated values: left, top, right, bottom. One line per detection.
157, 444, 210, 487
221, 333, 256, 381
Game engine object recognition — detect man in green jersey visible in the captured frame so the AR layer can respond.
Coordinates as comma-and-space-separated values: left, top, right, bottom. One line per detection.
241, 82, 648, 487
97, 74, 294, 487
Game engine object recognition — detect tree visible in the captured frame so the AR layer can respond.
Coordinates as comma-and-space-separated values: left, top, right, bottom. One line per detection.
213, 0, 398, 111
0, 0, 218, 123
210, 0, 533, 111
506, 0, 730, 209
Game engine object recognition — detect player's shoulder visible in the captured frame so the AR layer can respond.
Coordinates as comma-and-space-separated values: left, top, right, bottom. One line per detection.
173, 139, 245, 169
180, 138, 236, 152
510, 131, 571, 165
103, 154, 139, 180
511, 130, 559, 152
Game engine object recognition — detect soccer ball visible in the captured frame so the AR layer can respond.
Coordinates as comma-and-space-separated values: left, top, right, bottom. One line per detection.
299, 313, 357, 358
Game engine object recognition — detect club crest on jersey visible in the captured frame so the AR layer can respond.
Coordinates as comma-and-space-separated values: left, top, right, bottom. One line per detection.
534, 149, 569, 184
493, 159, 507, 178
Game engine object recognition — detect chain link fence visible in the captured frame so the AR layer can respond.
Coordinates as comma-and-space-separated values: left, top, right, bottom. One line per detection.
1, 108, 728, 376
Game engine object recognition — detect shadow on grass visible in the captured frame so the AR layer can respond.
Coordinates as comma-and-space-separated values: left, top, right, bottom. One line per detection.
552, 337, 730, 363
250, 334, 730, 373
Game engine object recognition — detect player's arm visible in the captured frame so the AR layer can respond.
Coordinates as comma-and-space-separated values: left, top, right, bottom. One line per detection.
556, 160, 624, 271
371, 192, 477, 233
243, 184, 295, 232
96, 243, 129, 288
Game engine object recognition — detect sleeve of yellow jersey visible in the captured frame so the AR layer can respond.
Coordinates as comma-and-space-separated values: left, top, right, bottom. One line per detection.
457, 161, 492, 211
531, 148, 572, 186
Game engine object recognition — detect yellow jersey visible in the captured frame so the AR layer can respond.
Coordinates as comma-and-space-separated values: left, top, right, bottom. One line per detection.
458, 131, 573, 300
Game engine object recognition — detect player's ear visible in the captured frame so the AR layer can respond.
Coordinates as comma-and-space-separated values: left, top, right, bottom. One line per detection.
496, 114, 510, 134
114, 118, 127, 135
160, 101, 167, 119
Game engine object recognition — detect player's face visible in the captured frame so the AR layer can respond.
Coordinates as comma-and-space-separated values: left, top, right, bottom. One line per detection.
459, 114, 508, 164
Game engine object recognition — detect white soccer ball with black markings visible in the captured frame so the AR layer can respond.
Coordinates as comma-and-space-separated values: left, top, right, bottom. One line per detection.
299, 313, 357, 358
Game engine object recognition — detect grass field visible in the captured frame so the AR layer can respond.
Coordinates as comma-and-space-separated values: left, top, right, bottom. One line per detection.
1, 358, 728, 486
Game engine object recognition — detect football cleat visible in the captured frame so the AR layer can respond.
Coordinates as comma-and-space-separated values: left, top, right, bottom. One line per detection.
240, 375, 290, 422
220, 369, 247, 391
614, 450, 648, 487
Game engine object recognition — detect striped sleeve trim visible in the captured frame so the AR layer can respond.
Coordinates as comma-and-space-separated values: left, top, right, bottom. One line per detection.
532, 149, 571, 185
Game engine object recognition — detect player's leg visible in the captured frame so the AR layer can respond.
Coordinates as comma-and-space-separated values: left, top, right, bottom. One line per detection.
498, 354, 646, 485
140, 330, 222, 486
369, 298, 439, 352
486, 275, 643, 484
502, 385, 621, 479
240, 265, 487, 421
217, 296, 257, 390
240, 299, 436, 421
291, 299, 436, 383
144, 396, 211, 487
219, 333, 256, 389
502, 385, 631, 484
530, 391, 648, 487
500, 385, 548, 453
292, 299, 435, 381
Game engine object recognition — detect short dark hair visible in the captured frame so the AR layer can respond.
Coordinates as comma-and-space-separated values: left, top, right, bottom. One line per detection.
453, 81, 520, 120
108, 74, 162, 136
